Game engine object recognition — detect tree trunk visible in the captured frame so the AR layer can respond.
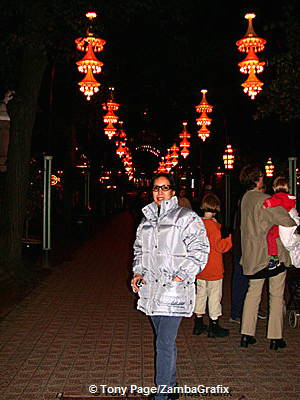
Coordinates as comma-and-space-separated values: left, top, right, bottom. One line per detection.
0, 44, 47, 280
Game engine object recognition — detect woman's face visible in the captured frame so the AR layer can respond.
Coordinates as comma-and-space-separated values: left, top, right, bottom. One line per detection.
152, 176, 175, 206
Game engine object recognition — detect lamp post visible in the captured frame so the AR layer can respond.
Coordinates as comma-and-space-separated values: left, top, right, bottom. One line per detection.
223, 144, 235, 230
75, 154, 91, 213
289, 157, 297, 198
43, 155, 53, 268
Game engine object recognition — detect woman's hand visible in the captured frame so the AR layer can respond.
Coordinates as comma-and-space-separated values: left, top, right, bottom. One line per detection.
131, 274, 145, 292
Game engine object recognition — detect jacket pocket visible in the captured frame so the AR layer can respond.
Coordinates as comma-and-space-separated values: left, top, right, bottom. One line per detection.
156, 281, 187, 307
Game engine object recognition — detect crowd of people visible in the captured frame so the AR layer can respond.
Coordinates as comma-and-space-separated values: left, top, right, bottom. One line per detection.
130, 167, 299, 400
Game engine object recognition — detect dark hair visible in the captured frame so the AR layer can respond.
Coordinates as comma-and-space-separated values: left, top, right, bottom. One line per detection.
239, 164, 263, 190
200, 192, 221, 213
151, 173, 176, 191
273, 176, 289, 193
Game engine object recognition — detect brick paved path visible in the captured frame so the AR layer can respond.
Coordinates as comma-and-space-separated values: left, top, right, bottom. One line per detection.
0, 211, 299, 400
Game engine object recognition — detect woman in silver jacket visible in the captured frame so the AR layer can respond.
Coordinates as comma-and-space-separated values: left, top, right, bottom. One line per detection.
131, 173, 209, 400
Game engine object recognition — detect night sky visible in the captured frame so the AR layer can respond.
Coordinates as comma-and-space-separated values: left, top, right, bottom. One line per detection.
24, 0, 299, 175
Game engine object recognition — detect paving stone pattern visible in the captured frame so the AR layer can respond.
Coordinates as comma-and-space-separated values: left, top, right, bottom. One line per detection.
0, 212, 299, 400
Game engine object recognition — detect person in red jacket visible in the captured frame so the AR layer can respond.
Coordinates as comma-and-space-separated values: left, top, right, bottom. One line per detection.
263, 176, 296, 269
193, 192, 232, 337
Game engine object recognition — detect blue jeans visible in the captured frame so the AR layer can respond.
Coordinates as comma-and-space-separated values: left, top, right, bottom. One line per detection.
151, 316, 182, 400
231, 256, 249, 319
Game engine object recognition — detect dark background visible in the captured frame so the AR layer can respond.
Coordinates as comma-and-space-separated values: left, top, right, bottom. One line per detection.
5, 0, 299, 176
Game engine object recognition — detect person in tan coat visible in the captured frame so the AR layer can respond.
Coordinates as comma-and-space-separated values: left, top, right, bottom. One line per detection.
239, 165, 296, 350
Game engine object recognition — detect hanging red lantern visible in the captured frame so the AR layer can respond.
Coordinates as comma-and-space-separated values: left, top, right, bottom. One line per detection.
76, 42, 103, 74
78, 68, 100, 101
236, 13, 266, 53
238, 47, 265, 74
241, 68, 264, 99
75, 12, 106, 52
197, 125, 210, 142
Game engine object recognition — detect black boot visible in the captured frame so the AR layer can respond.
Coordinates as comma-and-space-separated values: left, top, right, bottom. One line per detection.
270, 339, 286, 350
240, 334, 256, 348
193, 316, 207, 335
207, 318, 229, 338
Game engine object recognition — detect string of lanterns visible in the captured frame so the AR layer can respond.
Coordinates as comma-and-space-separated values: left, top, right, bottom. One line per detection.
115, 121, 135, 180
101, 88, 135, 180
236, 13, 267, 100
73, 11, 275, 183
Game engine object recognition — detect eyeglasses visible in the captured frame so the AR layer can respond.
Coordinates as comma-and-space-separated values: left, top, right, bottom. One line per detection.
152, 185, 172, 192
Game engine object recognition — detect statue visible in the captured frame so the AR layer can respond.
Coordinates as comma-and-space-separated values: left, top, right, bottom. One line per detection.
0, 90, 14, 171
0, 90, 15, 120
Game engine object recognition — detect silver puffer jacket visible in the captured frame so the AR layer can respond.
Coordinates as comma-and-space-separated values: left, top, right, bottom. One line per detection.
133, 196, 210, 317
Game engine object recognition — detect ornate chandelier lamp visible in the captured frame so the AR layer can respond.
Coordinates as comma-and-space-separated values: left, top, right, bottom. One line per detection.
170, 144, 179, 167
223, 144, 235, 170
265, 157, 275, 177
196, 90, 213, 141
236, 13, 267, 100
102, 87, 120, 140
75, 12, 106, 101
179, 122, 191, 159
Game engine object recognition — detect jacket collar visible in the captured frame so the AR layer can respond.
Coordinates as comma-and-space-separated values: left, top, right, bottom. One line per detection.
142, 195, 178, 221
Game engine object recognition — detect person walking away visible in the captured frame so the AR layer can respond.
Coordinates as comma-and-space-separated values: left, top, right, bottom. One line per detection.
229, 184, 267, 324
193, 192, 232, 337
131, 173, 210, 400
229, 196, 249, 324
239, 165, 296, 350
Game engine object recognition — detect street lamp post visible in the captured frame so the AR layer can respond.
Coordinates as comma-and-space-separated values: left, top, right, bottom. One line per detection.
223, 144, 234, 230
289, 157, 297, 198
43, 155, 53, 268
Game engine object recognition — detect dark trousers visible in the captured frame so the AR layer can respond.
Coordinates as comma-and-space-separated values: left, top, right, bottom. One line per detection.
231, 256, 249, 319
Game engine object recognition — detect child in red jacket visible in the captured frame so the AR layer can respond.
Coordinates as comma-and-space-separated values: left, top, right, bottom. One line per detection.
263, 176, 296, 269
193, 193, 232, 338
